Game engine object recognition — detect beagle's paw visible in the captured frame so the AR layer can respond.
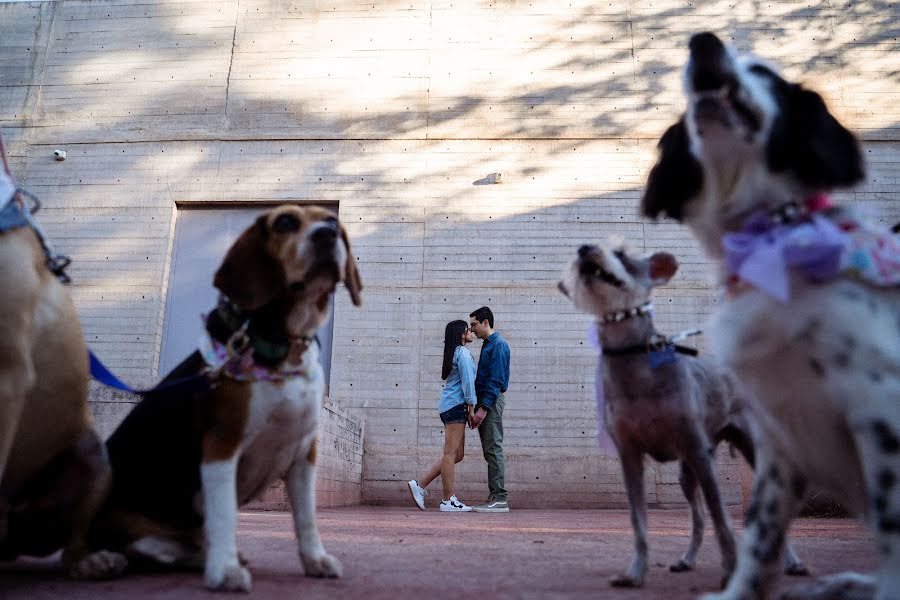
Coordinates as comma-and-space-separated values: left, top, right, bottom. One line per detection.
301, 551, 343, 578
69, 550, 128, 580
205, 562, 252, 592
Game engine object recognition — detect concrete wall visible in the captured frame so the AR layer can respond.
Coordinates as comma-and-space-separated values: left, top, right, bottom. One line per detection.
2, 0, 897, 508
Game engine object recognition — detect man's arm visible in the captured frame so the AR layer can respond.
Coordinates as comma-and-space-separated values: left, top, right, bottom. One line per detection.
476, 345, 504, 411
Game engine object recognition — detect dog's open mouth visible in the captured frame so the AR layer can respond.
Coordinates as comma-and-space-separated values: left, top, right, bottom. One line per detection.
687, 33, 761, 139
578, 257, 625, 288
692, 88, 760, 138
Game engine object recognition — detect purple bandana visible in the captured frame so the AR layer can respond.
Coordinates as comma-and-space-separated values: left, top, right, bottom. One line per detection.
723, 212, 846, 303
588, 323, 617, 455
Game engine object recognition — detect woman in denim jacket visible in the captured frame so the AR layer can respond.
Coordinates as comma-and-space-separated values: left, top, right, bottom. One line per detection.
407, 320, 477, 512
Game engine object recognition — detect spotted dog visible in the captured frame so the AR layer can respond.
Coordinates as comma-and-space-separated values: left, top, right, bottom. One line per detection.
559, 243, 806, 589
642, 32, 899, 600
90, 205, 362, 592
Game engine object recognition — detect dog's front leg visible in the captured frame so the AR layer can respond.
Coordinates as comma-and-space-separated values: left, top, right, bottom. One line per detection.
285, 437, 342, 578
611, 444, 649, 587
702, 451, 800, 600
851, 412, 900, 600
201, 453, 251, 592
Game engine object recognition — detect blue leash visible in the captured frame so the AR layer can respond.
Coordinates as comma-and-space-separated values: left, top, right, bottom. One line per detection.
89, 349, 212, 397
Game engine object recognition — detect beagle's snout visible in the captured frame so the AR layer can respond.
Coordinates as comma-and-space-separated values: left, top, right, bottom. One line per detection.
311, 221, 338, 246
578, 244, 595, 258
557, 281, 569, 297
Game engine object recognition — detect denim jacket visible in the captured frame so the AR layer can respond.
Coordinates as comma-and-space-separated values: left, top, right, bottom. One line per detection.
475, 332, 510, 410
438, 346, 477, 414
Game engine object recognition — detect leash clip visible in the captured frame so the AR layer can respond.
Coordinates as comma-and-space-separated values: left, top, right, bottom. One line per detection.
225, 321, 251, 358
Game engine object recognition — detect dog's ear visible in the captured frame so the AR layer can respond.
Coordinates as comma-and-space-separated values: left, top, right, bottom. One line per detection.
766, 86, 865, 190
213, 215, 284, 310
647, 252, 678, 285
339, 225, 363, 307
641, 118, 704, 221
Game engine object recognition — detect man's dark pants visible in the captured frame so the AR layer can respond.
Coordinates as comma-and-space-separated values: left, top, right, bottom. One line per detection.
478, 393, 506, 501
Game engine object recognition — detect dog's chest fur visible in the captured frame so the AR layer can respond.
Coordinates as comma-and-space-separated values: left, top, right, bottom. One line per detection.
708, 277, 899, 511
235, 352, 325, 504
602, 355, 733, 461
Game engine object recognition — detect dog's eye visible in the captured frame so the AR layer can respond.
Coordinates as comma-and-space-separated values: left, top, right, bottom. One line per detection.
272, 213, 301, 233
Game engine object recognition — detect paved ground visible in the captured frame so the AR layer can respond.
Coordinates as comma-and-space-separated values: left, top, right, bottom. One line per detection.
1, 507, 875, 599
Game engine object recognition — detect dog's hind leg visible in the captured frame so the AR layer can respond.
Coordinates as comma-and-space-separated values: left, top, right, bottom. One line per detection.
686, 434, 737, 584
63, 429, 127, 579
671, 460, 704, 572
610, 444, 649, 587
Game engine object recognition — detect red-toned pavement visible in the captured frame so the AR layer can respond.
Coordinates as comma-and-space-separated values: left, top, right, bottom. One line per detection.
1, 507, 875, 599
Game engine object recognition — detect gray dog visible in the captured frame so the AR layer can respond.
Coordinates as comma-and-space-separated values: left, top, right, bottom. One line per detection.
559, 243, 805, 589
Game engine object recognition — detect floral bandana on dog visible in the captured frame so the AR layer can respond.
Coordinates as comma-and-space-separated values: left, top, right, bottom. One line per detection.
723, 196, 900, 302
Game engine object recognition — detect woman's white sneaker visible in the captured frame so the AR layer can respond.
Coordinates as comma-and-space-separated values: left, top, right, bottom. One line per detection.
407, 480, 427, 510
439, 496, 473, 512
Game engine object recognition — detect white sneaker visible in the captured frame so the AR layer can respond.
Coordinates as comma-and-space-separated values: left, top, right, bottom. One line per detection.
407, 479, 427, 511
439, 496, 473, 512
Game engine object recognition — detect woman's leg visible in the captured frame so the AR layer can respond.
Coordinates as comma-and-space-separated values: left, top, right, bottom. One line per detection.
440, 424, 466, 500
418, 453, 442, 489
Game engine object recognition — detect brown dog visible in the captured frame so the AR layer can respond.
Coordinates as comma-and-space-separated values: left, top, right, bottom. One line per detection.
90, 205, 362, 592
0, 190, 125, 578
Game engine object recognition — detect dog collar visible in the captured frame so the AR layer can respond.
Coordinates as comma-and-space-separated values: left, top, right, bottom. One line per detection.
0, 169, 72, 282
601, 330, 700, 360
198, 329, 314, 382
206, 295, 317, 368
598, 302, 653, 325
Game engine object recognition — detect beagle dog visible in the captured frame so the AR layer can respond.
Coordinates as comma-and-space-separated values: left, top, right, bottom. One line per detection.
0, 178, 125, 578
90, 205, 362, 592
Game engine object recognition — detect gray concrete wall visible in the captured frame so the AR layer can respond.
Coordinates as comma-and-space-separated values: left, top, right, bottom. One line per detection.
2, 0, 897, 508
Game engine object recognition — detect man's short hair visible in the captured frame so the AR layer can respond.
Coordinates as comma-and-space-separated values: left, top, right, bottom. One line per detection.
469, 306, 494, 328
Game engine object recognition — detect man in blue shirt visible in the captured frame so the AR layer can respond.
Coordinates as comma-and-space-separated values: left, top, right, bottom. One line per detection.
468, 306, 511, 513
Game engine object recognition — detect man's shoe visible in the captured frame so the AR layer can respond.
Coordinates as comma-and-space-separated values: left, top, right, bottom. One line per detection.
407, 480, 427, 511
439, 496, 473, 512
472, 499, 509, 513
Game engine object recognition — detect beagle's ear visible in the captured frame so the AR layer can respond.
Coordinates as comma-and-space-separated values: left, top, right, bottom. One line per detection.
766, 85, 864, 190
339, 224, 363, 307
641, 118, 703, 222
213, 215, 284, 310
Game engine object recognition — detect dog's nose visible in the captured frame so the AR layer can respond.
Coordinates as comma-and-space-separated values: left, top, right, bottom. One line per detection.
311, 222, 338, 245
689, 32, 726, 61
578, 244, 595, 258
688, 32, 734, 92
557, 281, 569, 297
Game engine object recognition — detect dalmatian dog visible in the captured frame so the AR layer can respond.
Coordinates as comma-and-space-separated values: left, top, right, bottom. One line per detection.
641, 32, 899, 600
